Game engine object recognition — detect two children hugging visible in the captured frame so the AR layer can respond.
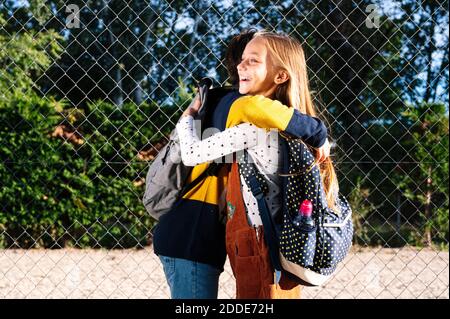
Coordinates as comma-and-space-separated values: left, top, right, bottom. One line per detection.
153, 30, 337, 299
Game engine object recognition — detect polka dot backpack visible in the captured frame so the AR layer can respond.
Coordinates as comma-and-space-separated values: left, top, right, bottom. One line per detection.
240, 134, 353, 287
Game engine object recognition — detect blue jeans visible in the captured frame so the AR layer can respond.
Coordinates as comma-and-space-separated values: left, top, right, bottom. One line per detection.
158, 255, 221, 299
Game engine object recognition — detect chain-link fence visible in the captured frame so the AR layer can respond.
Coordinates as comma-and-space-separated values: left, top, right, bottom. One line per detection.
0, 0, 448, 299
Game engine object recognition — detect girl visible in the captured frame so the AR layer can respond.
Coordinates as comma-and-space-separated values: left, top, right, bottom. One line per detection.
176, 31, 338, 299
153, 30, 330, 299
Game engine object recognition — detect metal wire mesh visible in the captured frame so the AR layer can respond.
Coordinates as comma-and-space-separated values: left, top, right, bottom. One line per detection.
0, 0, 448, 298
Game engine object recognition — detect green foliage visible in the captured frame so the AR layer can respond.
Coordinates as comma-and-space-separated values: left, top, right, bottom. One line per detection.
396, 103, 449, 247
176, 77, 197, 106
0, 94, 183, 249
0, 10, 63, 104
0, 0, 448, 251
348, 177, 380, 246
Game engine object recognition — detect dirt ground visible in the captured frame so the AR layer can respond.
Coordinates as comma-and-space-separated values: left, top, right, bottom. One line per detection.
0, 246, 448, 299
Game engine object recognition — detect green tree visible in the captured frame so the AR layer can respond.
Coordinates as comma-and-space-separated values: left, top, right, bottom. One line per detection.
348, 177, 379, 246
397, 103, 449, 247
399, 0, 449, 105
0, 1, 62, 105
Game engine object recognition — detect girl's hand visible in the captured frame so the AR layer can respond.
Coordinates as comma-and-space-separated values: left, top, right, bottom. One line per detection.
315, 138, 331, 163
182, 94, 201, 117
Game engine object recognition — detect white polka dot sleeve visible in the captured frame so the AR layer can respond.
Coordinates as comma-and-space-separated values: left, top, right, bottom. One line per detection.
176, 115, 262, 166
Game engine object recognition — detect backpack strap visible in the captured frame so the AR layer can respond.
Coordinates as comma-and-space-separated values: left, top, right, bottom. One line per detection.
196, 77, 213, 119
179, 162, 220, 198
177, 77, 221, 198
240, 151, 283, 284
150, 162, 220, 236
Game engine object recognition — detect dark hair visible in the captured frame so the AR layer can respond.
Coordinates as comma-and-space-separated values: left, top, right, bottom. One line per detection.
224, 29, 258, 86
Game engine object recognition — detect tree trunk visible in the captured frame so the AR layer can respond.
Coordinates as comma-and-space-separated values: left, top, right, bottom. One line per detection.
327, 1, 367, 151
396, 191, 401, 233
102, 0, 123, 107
183, 0, 203, 80
114, 65, 124, 107
431, 43, 448, 103
135, 79, 143, 105
134, 3, 157, 104
424, 4, 436, 103
424, 167, 432, 246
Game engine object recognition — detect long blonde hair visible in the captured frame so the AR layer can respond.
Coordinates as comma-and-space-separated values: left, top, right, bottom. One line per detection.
254, 30, 340, 212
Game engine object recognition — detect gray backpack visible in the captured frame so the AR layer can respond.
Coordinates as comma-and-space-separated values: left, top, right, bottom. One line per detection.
142, 78, 219, 221
142, 128, 218, 220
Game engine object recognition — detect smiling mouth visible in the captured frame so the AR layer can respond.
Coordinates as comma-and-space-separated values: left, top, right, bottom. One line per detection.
239, 76, 251, 82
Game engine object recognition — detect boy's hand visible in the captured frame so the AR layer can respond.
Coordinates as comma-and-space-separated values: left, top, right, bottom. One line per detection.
315, 138, 331, 163
182, 94, 201, 117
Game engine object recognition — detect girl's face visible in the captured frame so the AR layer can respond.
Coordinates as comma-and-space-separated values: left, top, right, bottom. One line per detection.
237, 37, 277, 97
